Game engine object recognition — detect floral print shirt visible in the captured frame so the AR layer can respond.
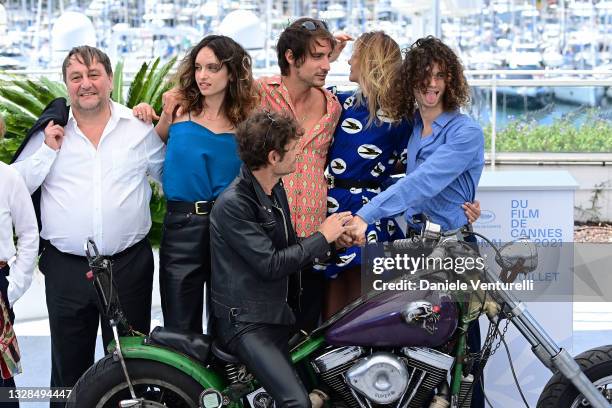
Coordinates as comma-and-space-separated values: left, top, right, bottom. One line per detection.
256, 76, 341, 237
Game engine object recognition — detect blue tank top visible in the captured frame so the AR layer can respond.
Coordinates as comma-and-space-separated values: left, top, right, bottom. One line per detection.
162, 121, 241, 202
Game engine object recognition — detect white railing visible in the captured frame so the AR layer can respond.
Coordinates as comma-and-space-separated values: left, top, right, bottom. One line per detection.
464, 71, 612, 168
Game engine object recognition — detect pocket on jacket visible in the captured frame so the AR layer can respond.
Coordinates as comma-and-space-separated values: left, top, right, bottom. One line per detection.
260, 219, 276, 232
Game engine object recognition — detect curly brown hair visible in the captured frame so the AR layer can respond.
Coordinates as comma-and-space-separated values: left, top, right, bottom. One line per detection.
174, 35, 259, 126
398, 36, 470, 116
236, 110, 304, 171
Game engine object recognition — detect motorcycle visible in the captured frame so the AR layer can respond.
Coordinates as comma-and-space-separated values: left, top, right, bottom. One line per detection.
68, 220, 612, 408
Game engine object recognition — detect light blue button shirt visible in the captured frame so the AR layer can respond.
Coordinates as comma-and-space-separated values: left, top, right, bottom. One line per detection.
356, 110, 485, 231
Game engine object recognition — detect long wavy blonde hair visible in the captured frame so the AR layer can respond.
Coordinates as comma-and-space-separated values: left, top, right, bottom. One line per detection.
352, 31, 403, 126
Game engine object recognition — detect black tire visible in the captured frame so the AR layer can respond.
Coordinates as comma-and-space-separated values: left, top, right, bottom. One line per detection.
537, 345, 612, 408
68, 355, 204, 408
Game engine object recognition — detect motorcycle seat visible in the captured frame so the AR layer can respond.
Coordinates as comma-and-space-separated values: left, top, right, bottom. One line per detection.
147, 326, 211, 362
211, 340, 241, 364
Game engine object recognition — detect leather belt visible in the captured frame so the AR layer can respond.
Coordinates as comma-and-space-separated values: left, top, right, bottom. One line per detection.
40, 238, 147, 261
167, 200, 214, 215
326, 175, 381, 190
105, 238, 146, 261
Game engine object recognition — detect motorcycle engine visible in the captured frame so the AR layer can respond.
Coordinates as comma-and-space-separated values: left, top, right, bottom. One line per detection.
345, 352, 409, 404
312, 346, 454, 408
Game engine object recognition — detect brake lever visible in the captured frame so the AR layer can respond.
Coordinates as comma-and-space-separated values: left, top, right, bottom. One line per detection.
85, 238, 100, 261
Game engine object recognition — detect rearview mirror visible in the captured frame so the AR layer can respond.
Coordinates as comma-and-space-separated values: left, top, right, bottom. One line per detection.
495, 238, 538, 283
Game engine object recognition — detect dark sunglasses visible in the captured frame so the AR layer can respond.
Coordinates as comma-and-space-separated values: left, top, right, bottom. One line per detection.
300, 20, 329, 32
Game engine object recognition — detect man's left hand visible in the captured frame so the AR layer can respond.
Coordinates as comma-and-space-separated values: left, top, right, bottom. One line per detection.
462, 200, 481, 224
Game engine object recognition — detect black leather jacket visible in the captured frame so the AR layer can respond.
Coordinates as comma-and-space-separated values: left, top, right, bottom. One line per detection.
210, 165, 331, 326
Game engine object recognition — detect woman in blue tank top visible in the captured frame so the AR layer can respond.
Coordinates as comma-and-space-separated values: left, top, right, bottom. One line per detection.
133, 35, 258, 333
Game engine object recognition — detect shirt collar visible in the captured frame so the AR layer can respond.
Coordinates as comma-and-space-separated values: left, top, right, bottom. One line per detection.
68, 100, 129, 125
264, 75, 337, 104
263, 75, 282, 86
241, 164, 284, 209
415, 109, 459, 129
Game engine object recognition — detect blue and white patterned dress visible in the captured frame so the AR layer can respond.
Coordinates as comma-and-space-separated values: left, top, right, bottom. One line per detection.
321, 88, 412, 278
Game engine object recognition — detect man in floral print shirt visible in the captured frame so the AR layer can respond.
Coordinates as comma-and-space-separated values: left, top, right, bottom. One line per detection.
256, 17, 341, 239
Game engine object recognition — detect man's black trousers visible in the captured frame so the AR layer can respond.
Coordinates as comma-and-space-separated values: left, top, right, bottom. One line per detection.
217, 319, 311, 408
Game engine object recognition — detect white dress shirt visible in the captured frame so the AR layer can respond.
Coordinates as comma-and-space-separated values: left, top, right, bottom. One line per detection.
0, 162, 39, 306
12, 101, 165, 256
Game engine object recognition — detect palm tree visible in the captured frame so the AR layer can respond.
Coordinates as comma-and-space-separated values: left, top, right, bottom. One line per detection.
0, 57, 176, 244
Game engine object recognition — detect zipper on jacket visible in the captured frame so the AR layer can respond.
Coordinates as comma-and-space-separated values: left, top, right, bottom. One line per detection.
270, 202, 290, 302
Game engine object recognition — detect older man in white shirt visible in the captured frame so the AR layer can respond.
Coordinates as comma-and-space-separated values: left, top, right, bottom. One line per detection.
0, 116, 38, 405
12, 46, 165, 403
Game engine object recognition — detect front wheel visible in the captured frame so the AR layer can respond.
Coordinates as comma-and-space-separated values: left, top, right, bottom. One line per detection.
537, 345, 612, 408
68, 355, 204, 407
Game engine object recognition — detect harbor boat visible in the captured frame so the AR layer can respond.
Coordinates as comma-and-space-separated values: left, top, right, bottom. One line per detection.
553, 85, 605, 107
496, 44, 553, 110
552, 30, 606, 107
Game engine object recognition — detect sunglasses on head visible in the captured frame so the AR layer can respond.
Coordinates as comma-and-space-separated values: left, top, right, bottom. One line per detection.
262, 110, 277, 152
300, 20, 329, 32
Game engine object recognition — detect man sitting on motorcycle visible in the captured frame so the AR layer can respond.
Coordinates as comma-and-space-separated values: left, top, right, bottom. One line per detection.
210, 110, 351, 408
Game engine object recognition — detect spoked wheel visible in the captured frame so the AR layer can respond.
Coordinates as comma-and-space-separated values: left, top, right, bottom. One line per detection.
538, 345, 612, 408
68, 355, 204, 408
569, 375, 612, 408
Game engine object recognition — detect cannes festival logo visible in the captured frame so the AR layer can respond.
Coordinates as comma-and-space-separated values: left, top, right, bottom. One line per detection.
478, 210, 496, 224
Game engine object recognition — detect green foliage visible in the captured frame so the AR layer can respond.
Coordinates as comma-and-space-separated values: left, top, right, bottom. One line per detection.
575, 180, 612, 221
0, 137, 21, 167
126, 62, 149, 108
112, 59, 124, 104
484, 109, 612, 152
0, 58, 175, 246
147, 57, 176, 113
125, 57, 176, 111
0, 76, 66, 140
